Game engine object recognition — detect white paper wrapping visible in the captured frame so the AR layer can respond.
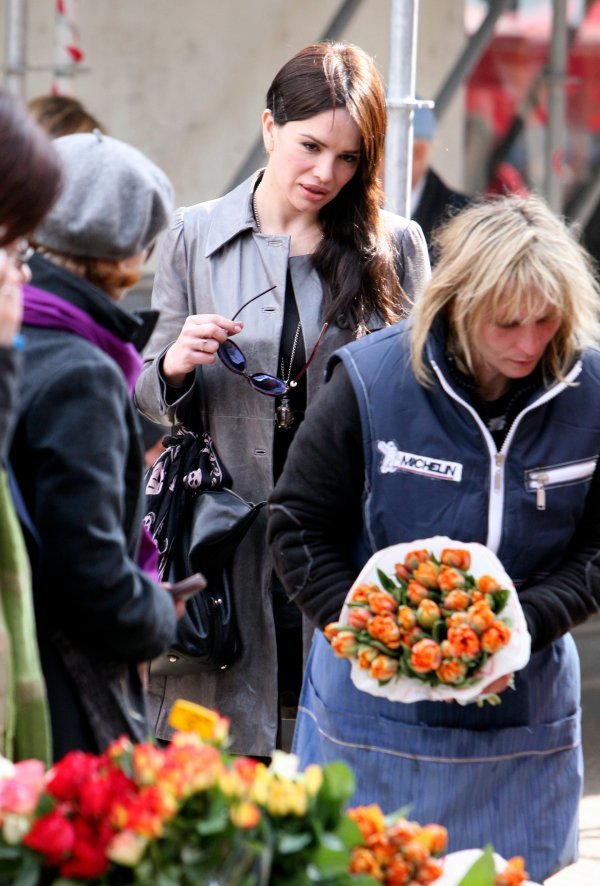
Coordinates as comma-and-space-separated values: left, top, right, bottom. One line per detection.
339, 536, 531, 704
435, 848, 540, 885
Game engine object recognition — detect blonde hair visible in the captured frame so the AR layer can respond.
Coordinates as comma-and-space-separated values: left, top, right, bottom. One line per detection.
410, 194, 600, 386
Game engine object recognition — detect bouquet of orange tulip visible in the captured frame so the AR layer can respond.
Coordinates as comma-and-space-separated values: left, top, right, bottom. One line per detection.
324, 537, 531, 704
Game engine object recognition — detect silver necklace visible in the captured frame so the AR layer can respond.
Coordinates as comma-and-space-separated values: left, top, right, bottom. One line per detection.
277, 321, 302, 430
253, 189, 302, 430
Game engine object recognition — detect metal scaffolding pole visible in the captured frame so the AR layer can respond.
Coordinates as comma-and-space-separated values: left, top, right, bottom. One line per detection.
544, 0, 568, 213
4, 0, 28, 98
434, 0, 514, 120
384, 0, 422, 218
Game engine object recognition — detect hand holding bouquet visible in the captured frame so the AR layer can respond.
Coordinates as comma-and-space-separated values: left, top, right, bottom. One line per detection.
325, 537, 531, 704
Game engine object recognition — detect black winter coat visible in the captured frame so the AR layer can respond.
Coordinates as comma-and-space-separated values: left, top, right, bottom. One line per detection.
10, 257, 176, 759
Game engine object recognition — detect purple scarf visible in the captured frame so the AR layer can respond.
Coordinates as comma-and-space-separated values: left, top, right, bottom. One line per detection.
22, 283, 159, 581
22, 284, 142, 395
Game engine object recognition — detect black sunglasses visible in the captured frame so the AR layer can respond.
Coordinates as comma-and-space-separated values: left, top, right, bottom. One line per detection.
217, 286, 328, 397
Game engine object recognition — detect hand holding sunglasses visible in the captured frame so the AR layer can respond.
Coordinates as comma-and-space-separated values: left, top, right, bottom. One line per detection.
162, 310, 245, 387
217, 285, 328, 402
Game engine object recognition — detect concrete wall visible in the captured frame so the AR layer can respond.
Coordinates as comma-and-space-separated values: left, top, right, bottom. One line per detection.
1, 0, 467, 298
1, 1, 467, 203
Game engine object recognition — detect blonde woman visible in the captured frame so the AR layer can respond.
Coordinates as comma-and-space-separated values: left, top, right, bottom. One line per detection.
268, 195, 600, 883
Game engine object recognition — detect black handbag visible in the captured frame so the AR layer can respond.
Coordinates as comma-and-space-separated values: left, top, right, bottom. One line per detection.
144, 411, 265, 676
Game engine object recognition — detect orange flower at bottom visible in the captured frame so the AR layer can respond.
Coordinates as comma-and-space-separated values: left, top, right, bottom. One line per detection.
385, 855, 411, 884
496, 855, 529, 885
436, 658, 468, 685
415, 856, 445, 883
410, 639, 442, 674
349, 847, 384, 880
446, 624, 481, 661
331, 630, 359, 658
347, 804, 386, 840
370, 654, 399, 683
367, 614, 403, 649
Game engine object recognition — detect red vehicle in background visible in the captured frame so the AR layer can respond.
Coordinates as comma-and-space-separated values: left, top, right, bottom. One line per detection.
464, 0, 600, 200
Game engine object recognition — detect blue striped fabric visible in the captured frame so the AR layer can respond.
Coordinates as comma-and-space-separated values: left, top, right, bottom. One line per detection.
293, 631, 582, 883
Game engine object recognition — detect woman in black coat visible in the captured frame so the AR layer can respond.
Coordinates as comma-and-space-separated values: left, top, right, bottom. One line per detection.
10, 131, 181, 759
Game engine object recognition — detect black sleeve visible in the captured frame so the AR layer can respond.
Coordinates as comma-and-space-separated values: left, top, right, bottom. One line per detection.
22, 359, 177, 661
519, 462, 600, 652
267, 360, 364, 630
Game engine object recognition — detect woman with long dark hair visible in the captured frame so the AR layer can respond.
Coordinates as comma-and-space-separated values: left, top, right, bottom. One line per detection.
136, 41, 430, 757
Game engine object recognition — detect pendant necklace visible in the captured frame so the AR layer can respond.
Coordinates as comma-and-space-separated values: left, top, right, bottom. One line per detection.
276, 321, 302, 430
253, 188, 302, 431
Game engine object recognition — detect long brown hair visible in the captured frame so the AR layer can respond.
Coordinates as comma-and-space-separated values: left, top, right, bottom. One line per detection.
266, 42, 402, 331
0, 91, 62, 247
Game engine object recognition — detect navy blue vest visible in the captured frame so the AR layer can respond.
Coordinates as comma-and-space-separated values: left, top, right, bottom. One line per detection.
335, 319, 600, 588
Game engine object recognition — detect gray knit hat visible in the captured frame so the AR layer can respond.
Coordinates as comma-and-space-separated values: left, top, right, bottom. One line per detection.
33, 130, 174, 261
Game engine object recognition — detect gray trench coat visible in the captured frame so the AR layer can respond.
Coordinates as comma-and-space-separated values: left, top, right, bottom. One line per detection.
135, 170, 430, 755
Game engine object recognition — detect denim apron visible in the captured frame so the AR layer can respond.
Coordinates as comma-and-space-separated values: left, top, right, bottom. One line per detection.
294, 631, 581, 883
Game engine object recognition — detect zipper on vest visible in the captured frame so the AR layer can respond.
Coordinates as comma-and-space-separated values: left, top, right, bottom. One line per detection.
494, 453, 504, 491
526, 459, 596, 511
533, 472, 549, 510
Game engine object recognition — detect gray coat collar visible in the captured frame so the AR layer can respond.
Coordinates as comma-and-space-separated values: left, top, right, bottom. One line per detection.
204, 170, 263, 257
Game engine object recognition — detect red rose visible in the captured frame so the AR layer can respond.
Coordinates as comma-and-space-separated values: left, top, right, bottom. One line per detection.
47, 750, 100, 802
59, 840, 109, 879
23, 809, 76, 865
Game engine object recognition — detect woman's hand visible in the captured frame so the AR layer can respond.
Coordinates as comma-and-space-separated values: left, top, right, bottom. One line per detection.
0, 248, 26, 347
483, 672, 513, 695
162, 313, 243, 386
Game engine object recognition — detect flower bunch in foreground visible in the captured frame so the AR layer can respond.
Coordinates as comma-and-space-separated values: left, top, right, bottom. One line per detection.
0, 700, 532, 885
347, 804, 447, 883
325, 548, 512, 692
0, 702, 367, 884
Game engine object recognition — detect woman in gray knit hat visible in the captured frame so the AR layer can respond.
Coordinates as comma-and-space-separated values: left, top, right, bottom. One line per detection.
9, 130, 182, 759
